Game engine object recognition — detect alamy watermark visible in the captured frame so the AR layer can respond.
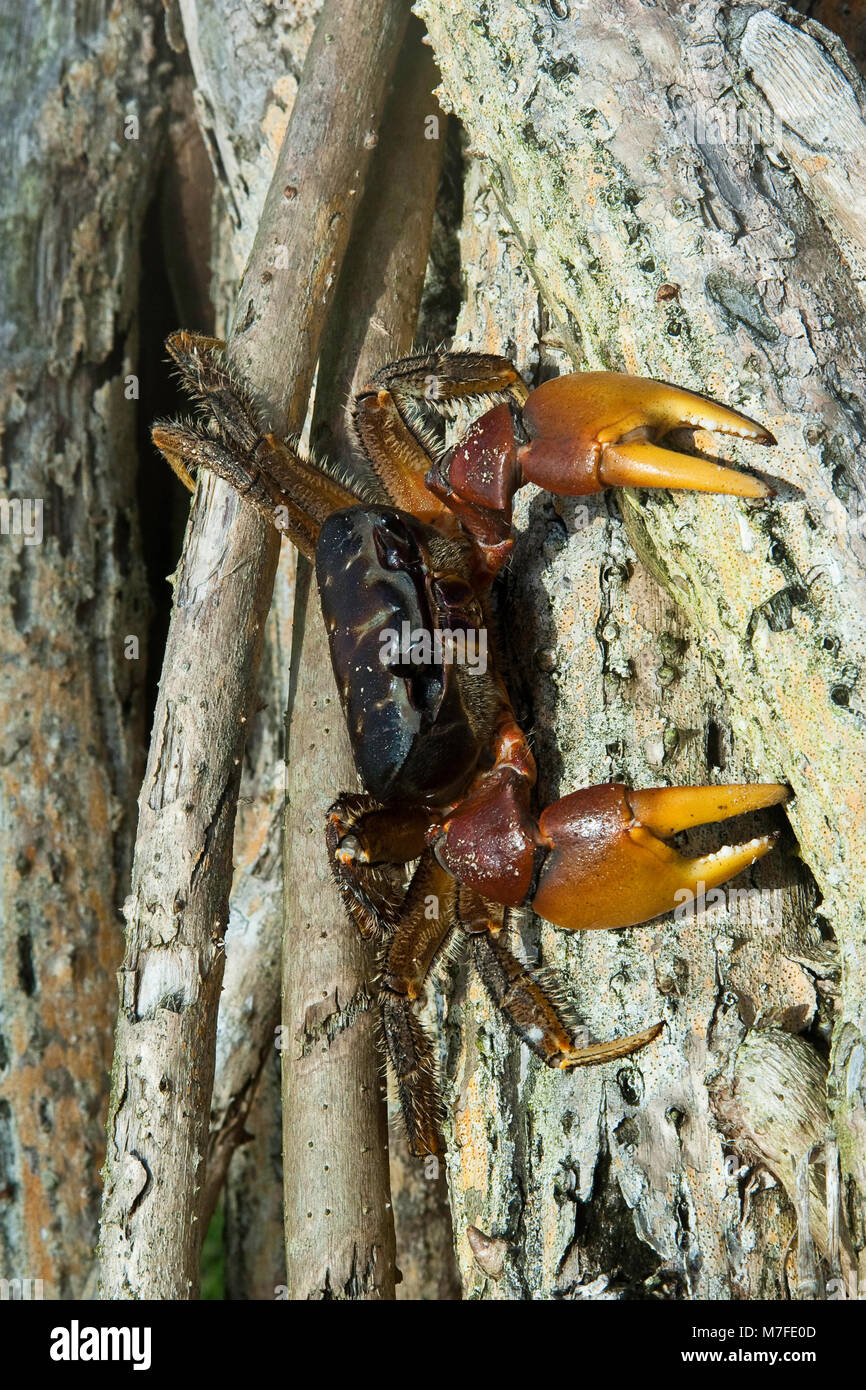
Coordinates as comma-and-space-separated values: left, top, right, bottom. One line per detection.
674, 881, 782, 932
0, 497, 43, 545
673, 102, 777, 149
0, 1276, 44, 1299
379, 620, 488, 676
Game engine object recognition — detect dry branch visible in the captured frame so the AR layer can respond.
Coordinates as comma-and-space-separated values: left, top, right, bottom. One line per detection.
281, 21, 445, 1301
98, 0, 410, 1299
194, 8, 318, 1251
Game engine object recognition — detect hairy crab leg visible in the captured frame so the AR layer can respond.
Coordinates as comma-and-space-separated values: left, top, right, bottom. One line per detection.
350, 349, 528, 522
152, 330, 375, 558
379, 856, 457, 1156
458, 889, 663, 1069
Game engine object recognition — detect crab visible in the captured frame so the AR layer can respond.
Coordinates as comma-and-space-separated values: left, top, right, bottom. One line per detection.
153, 332, 789, 1156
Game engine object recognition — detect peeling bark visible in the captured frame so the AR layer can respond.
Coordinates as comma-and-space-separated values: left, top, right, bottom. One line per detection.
177, 0, 323, 273
416, 0, 866, 1298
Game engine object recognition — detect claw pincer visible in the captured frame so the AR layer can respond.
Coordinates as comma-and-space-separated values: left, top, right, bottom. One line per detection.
431, 768, 788, 934
429, 371, 776, 554
533, 782, 788, 932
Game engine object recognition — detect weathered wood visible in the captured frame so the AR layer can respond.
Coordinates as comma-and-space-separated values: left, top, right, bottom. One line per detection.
178, 0, 323, 271
0, 0, 164, 1298
177, 2, 318, 1278
282, 20, 444, 1300
416, 0, 866, 1297
98, 0, 410, 1298
225, 1048, 286, 1299
168, 0, 457, 1297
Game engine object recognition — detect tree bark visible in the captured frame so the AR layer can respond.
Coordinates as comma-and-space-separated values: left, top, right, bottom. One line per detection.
0, 0, 165, 1299
164, 0, 458, 1297
416, 0, 866, 1298
175, 0, 320, 1285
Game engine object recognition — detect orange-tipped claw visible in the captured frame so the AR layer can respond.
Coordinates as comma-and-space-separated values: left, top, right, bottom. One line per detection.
533, 782, 788, 933
599, 441, 770, 498
518, 371, 775, 499
628, 783, 789, 837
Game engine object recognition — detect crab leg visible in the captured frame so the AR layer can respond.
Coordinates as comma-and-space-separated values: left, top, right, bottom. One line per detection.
379, 856, 457, 1156
152, 330, 371, 558
459, 889, 663, 1069
350, 350, 527, 524
533, 782, 789, 933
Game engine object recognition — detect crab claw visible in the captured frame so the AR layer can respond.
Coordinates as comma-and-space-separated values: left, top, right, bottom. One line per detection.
533, 782, 788, 932
519, 372, 776, 499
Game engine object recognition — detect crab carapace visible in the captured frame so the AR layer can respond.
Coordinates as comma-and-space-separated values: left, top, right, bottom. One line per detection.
154, 332, 788, 1155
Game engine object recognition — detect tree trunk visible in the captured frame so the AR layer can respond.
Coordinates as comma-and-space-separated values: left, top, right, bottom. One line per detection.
0, 0, 165, 1298
416, 0, 866, 1298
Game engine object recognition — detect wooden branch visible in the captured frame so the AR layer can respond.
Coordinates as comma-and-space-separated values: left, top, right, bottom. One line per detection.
177, 0, 321, 269
281, 21, 443, 1300
416, 0, 866, 1296
0, 0, 165, 1299
98, 0, 410, 1299
173, 4, 317, 1278
201, 21, 458, 1296
224, 1050, 286, 1299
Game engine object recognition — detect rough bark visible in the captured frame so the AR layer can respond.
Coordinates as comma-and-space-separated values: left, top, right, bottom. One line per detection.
177, 0, 323, 272
281, 20, 445, 1300
224, 1046, 286, 1299
415, 0, 866, 1298
0, 0, 164, 1299
99, 0, 408, 1298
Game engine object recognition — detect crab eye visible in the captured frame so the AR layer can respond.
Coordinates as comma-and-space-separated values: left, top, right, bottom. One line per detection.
373, 516, 418, 572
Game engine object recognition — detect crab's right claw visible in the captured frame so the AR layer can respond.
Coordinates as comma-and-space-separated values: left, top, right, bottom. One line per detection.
533, 782, 789, 932
518, 371, 776, 499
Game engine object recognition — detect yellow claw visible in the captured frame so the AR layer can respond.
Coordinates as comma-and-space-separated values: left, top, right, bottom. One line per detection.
628, 783, 790, 837
560, 1020, 665, 1069
533, 782, 789, 933
519, 371, 776, 498
599, 441, 771, 497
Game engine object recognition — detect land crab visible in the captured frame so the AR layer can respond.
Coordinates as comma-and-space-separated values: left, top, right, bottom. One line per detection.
154, 331, 788, 1155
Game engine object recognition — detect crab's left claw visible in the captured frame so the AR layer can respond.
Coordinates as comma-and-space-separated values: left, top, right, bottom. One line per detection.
533, 782, 789, 932
519, 372, 776, 499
